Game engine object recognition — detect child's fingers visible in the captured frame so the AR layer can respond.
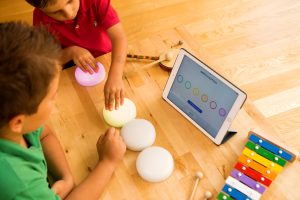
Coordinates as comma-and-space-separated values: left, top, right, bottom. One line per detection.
106, 127, 115, 139
120, 90, 125, 105
86, 57, 98, 73
108, 92, 115, 110
104, 92, 110, 110
76, 59, 91, 74
90, 58, 99, 73
82, 62, 93, 74
114, 91, 120, 110
113, 128, 120, 136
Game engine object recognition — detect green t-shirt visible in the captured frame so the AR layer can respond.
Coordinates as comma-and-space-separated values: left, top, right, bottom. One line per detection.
0, 127, 60, 200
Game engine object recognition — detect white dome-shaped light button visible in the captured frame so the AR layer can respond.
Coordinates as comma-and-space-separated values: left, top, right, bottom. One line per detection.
121, 119, 156, 151
136, 146, 174, 182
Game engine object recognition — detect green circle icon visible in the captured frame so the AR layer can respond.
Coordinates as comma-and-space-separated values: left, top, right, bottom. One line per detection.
185, 81, 191, 89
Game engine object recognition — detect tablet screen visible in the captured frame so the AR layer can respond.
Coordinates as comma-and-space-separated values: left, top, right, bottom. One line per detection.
167, 55, 239, 138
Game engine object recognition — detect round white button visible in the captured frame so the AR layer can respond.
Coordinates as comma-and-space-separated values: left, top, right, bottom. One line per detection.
103, 98, 136, 127
136, 146, 174, 182
121, 119, 156, 151
75, 62, 105, 86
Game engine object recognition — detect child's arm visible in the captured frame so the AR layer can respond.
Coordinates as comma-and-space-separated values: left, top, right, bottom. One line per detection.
60, 46, 99, 74
40, 125, 75, 199
64, 127, 126, 200
105, 23, 128, 111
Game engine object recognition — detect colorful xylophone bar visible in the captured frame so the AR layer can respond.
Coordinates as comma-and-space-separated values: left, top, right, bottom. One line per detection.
217, 131, 296, 200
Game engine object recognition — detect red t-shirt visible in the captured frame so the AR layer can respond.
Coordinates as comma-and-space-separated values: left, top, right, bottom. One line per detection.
33, 0, 120, 57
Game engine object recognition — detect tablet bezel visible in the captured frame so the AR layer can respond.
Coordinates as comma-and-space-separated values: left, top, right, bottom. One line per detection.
162, 48, 247, 145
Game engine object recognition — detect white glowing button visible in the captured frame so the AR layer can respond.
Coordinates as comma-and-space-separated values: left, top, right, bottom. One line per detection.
75, 62, 106, 86
121, 119, 156, 151
103, 98, 136, 127
136, 146, 174, 182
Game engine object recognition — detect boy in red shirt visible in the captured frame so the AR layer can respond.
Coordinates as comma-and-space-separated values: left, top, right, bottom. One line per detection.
26, 0, 128, 111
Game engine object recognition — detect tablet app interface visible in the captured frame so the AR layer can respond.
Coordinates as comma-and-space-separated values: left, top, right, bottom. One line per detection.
167, 55, 238, 138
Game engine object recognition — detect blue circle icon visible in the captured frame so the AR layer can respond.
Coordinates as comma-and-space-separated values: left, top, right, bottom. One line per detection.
177, 75, 183, 83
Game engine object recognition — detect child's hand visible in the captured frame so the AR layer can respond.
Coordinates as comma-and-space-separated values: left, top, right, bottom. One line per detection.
104, 74, 124, 111
70, 46, 99, 74
51, 177, 74, 199
96, 128, 126, 166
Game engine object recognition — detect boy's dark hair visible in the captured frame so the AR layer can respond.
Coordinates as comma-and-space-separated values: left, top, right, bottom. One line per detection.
25, 0, 57, 8
0, 21, 61, 128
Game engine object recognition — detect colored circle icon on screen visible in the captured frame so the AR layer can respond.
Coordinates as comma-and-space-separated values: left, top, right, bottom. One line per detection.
185, 81, 191, 89
193, 88, 200, 96
201, 94, 208, 102
177, 75, 183, 83
219, 108, 227, 117
210, 101, 217, 109
75, 62, 106, 86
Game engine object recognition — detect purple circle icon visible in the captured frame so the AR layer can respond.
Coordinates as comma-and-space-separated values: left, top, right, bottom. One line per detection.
219, 108, 227, 117
209, 101, 217, 109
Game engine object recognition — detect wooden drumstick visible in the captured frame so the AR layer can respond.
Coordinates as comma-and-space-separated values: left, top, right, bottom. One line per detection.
125, 51, 174, 76
141, 51, 173, 68
189, 171, 203, 200
127, 53, 159, 61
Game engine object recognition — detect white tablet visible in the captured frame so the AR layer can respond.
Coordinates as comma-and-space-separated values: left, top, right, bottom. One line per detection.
162, 49, 247, 145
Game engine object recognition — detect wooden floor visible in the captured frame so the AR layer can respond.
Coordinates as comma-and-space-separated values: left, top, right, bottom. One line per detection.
1, 0, 300, 200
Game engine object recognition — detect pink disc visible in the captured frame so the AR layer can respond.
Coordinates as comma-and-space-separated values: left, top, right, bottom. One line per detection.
75, 62, 106, 86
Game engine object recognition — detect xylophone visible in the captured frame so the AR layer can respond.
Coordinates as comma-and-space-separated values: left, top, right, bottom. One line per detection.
217, 131, 297, 200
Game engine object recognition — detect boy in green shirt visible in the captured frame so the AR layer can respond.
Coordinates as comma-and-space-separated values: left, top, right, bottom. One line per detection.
0, 21, 126, 200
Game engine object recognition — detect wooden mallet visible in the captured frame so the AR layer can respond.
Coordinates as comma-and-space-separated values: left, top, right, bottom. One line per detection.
189, 171, 203, 200
125, 51, 174, 76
